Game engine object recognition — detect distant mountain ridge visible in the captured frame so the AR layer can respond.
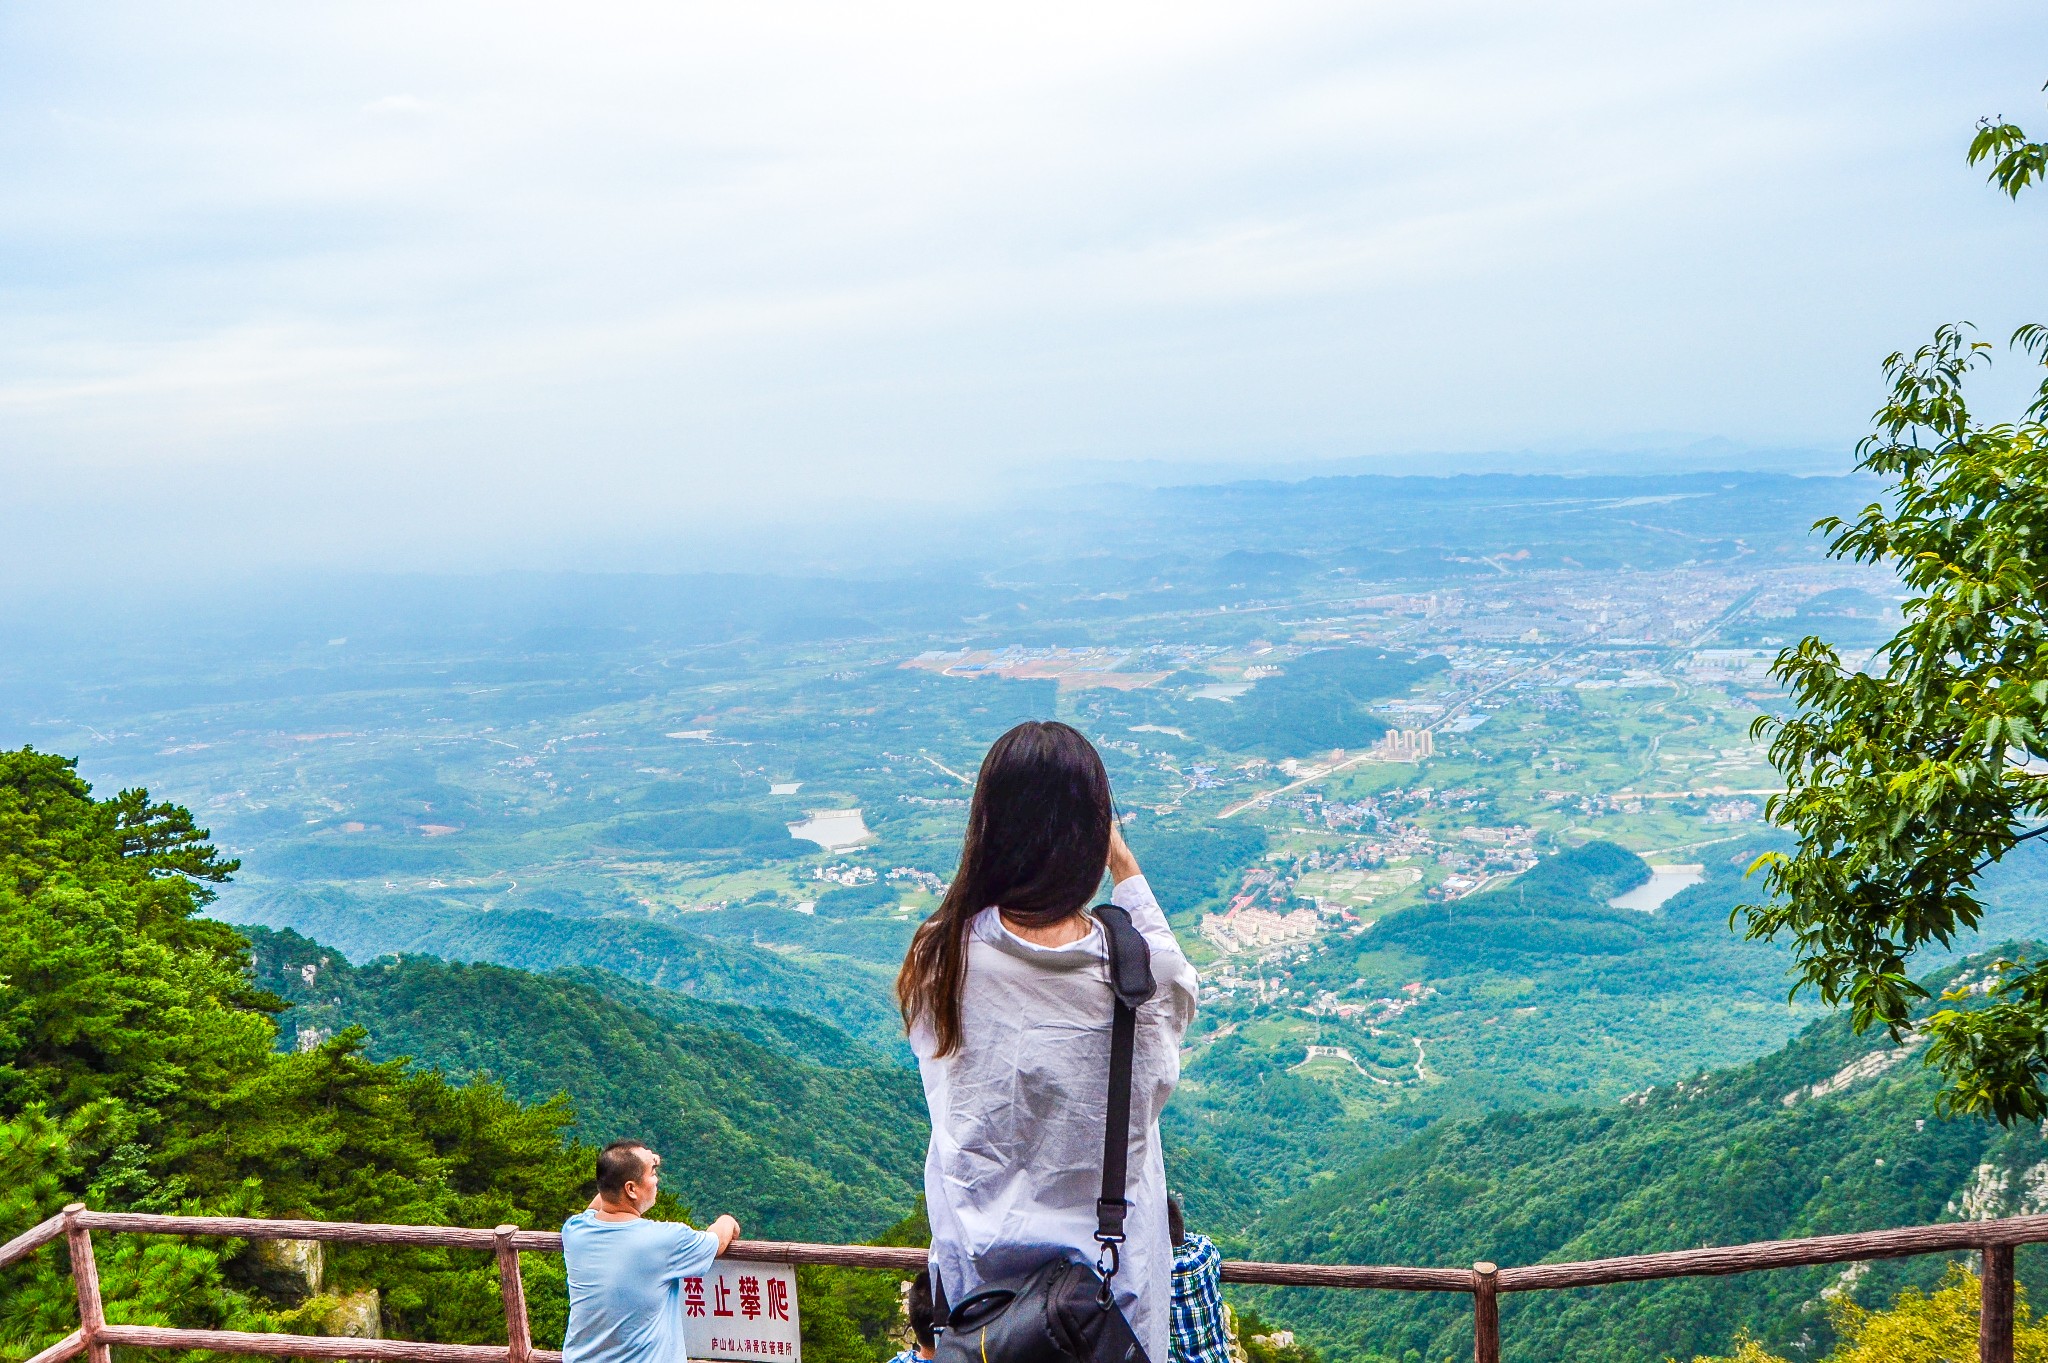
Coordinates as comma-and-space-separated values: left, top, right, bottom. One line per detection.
1045, 449, 1856, 488
224, 886, 908, 1052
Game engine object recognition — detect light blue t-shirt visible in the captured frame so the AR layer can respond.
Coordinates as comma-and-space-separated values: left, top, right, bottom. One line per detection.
561, 1212, 721, 1363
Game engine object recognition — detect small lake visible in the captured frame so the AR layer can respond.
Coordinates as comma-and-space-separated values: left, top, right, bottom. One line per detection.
1609, 864, 1704, 912
788, 808, 871, 851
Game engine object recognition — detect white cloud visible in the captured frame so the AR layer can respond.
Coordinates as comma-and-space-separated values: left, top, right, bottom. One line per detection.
361, 94, 430, 117
0, 0, 2043, 578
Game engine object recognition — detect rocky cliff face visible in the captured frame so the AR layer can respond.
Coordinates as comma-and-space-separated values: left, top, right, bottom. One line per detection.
234, 1237, 324, 1302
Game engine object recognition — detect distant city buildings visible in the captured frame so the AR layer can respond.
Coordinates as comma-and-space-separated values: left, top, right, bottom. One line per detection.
1200, 903, 1323, 955
1374, 728, 1434, 762
885, 866, 946, 893
1683, 649, 1778, 682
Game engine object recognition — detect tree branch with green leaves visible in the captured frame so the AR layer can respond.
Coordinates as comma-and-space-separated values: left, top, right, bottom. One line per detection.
1744, 87, 2048, 1124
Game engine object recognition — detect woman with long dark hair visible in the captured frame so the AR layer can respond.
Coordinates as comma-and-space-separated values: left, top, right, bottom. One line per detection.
898, 720, 1199, 1363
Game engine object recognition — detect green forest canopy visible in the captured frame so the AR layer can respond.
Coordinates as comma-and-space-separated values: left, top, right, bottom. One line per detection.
1200, 648, 1447, 755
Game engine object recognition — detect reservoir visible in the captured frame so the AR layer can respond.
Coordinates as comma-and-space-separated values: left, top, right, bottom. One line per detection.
1609, 864, 1705, 912
788, 808, 871, 851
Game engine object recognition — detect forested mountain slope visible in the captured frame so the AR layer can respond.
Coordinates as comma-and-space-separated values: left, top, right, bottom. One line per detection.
0, 749, 591, 1352
224, 885, 906, 1050
246, 927, 926, 1241
1242, 955, 2048, 1363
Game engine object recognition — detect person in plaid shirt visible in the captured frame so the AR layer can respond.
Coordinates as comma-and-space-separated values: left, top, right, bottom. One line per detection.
1168, 1194, 1232, 1363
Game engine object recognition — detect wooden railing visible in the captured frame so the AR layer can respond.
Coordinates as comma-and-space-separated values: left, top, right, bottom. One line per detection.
6, 1205, 2048, 1363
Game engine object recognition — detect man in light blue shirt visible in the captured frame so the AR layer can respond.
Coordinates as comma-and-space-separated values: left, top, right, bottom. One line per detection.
562, 1140, 743, 1363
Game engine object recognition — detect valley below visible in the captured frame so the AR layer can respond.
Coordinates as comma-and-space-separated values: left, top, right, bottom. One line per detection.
9, 470, 2046, 1362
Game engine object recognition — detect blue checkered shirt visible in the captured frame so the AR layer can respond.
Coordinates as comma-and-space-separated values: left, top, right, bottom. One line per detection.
1169, 1234, 1231, 1363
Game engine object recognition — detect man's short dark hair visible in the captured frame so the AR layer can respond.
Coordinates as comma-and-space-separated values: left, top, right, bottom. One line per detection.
1166, 1191, 1186, 1247
907, 1270, 936, 1353
596, 1140, 653, 1198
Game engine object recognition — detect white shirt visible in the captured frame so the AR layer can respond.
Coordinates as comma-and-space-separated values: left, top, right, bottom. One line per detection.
914, 875, 1199, 1363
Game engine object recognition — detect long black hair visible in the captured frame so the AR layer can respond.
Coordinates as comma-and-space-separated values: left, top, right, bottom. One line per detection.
896, 720, 1113, 1056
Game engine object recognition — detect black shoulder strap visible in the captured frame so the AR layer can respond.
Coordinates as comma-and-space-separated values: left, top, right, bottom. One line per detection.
1092, 904, 1156, 1257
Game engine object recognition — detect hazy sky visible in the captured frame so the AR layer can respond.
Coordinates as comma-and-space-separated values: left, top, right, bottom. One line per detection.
3, 2, 2045, 581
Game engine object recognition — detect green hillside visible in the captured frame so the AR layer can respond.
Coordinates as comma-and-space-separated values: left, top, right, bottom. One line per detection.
1168, 841, 1828, 1228
244, 927, 925, 1242
1367, 839, 1654, 965
1238, 954, 2048, 1363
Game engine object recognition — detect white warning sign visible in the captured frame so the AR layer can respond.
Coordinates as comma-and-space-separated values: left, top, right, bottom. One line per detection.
680, 1259, 801, 1362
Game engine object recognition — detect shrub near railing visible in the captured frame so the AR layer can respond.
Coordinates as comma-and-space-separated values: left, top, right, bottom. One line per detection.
6, 1206, 2048, 1363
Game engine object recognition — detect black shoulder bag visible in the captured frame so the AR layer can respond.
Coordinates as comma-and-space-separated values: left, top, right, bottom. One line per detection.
932, 902, 1158, 1363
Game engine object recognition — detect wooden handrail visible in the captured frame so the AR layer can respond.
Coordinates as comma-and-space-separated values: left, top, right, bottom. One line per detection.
1986, 1245, 2017, 1363
1496, 1212, 2048, 1291
64, 1206, 109, 1363
43, 1213, 1488, 1287
19, 1331, 84, 1363
494, 1224, 534, 1363
1470, 1263, 1499, 1363
7, 1207, 2046, 1363
0, 1213, 66, 1271
1218, 1260, 1475, 1292
95, 1326, 564, 1363
68, 1211, 558, 1252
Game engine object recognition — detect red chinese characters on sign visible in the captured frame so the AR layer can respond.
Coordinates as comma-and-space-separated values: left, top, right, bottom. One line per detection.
684, 1259, 799, 1362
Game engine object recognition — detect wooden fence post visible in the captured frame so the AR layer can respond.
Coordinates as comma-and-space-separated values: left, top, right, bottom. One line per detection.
1982, 1243, 2015, 1363
61, 1205, 109, 1363
1472, 1261, 1499, 1363
495, 1224, 533, 1363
